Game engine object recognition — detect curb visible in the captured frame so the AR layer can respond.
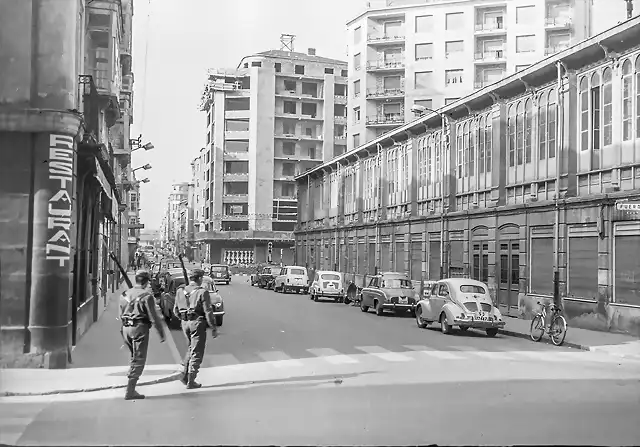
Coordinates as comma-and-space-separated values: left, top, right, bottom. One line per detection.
1, 371, 182, 397
498, 328, 590, 351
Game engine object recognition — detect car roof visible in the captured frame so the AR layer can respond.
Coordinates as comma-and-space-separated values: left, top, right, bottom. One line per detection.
316, 270, 341, 275
284, 266, 306, 270
373, 272, 409, 279
438, 278, 487, 288
210, 264, 227, 267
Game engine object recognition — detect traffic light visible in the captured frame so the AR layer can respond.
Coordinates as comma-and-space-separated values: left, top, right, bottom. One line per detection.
267, 242, 273, 254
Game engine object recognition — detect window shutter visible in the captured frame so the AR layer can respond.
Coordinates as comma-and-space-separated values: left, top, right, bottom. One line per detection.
568, 236, 598, 299
614, 235, 640, 306
530, 237, 554, 295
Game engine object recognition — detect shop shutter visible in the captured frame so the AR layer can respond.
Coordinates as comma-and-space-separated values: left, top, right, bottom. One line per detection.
411, 241, 422, 280
530, 237, 553, 295
395, 239, 405, 272
428, 241, 441, 280
358, 241, 366, 274
567, 236, 598, 300
614, 234, 640, 306
381, 243, 390, 271
449, 240, 464, 277
368, 243, 376, 273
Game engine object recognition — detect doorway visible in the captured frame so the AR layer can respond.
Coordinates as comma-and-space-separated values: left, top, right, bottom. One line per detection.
498, 240, 520, 314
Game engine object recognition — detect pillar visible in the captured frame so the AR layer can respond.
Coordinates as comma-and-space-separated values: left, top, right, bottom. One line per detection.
0, 0, 82, 367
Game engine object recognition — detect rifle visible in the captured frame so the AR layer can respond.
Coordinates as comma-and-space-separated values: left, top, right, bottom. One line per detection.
110, 251, 133, 289
178, 254, 189, 285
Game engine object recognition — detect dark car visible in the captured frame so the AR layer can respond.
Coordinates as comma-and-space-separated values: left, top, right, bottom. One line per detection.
254, 265, 282, 289
158, 270, 186, 328
209, 264, 231, 285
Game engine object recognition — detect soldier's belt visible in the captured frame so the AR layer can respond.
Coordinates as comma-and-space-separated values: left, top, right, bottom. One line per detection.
179, 311, 203, 321
122, 317, 151, 327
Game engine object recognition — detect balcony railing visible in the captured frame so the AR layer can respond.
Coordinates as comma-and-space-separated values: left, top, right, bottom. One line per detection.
366, 113, 404, 125
545, 44, 570, 55
474, 22, 506, 32
334, 116, 347, 124
366, 87, 405, 99
367, 33, 406, 43
366, 59, 405, 71
78, 74, 100, 138
334, 94, 347, 103
545, 16, 572, 27
474, 50, 506, 61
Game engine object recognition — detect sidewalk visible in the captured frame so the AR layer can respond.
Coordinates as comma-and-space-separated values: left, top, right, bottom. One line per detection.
499, 315, 640, 358
0, 275, 182, 397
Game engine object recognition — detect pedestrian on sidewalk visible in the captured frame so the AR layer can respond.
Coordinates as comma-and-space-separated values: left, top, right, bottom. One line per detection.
120, 269, 166, 400
173, 268, 218, 389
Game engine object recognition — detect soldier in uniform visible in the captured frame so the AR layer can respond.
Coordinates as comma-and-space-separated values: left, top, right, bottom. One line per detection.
173, 268, 218, 389
119, 269, 166, 400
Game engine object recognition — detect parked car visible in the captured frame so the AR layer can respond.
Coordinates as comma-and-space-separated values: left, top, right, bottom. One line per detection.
274, 266, 309, 294
209, 264, 231, 285
253, 265, 282, 289
158, 271, 186, 328
309, 270, 344, 302
201, 276, 225, 326
359, 272, 420, 316
414, 278, 505, 337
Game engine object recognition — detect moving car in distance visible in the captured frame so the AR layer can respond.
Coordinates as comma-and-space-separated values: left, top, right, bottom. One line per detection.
273, 266, 308, 294
252, 265, 282, 289
359, 272, 420, 316
415, 278, 505, 337
309, 270, 344, 303
209, 264, 231, 285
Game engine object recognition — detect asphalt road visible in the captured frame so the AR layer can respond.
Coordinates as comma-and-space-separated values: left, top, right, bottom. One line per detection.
2, 279, 640, 446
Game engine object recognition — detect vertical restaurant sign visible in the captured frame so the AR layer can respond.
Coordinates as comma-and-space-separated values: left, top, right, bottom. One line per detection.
46, 134, 75, 267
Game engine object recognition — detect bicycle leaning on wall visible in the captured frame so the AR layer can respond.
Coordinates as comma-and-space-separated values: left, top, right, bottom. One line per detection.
529, 300, 568, 346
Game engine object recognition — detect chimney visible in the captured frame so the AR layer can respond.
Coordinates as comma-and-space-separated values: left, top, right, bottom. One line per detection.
308, 48, 316, 56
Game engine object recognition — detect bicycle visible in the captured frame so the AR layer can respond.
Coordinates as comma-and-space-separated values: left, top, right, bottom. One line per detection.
530, 301, 568, 346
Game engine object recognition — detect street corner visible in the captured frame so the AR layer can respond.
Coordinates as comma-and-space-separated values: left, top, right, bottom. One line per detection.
0, 364, 183, 397
589, 340, 640, 360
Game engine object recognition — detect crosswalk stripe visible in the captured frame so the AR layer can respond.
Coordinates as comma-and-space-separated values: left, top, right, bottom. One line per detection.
208, 353, 241, 367
472, 351, 520, 360
354, 346, 413, 362
307, 348, 359, 364
511, 351, 577, 362
448, 346, 480, 352
403, 345, 465, 360
256, 350, 304, 368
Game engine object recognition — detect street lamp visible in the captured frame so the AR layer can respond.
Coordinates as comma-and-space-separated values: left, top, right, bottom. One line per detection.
411, 104, 450, 280
129, 134, 155, 152
132, 163, 152, 173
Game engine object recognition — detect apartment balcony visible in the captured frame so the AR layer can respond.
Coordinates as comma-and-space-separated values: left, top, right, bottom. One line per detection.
195, 230, 294, 242
366, 59, 405, 72
474, 22, 507, 35
334, 115, 347, 124
545, 16, 572, 29
224, 130, 250, 140
334, 94, 347, 104
474, 78, 503, 89
274, 132, 323, 141
221, 214, 249, 221
366, 33, 405, 46
274, 174, 296, 181
335, 135, 347, 145
545, 43, 571, 55
275, 90, 323, 101
222, 194, 249, 203
121, 74, 133, 94
275, 112, 323, 121
222, 173, 249, 182
211, 80, 242, 91
366, 87, 405, 99
473, 50, 506, 64
225, 110, 250, 119
223, 151, 250, 161
366, 113, 404, 126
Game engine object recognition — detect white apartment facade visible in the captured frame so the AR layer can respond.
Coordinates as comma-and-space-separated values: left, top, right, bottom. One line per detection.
196, 48, 348, 265
347, 0, 632, 150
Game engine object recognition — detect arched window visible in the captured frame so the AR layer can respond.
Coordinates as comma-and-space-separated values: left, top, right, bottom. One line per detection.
548, 89, 557, 159
516, 100, 525, 165
463, 121, 470, 178
485, 113, 492, 173
579, 76, 589, 152
524, 98, 533, 163
602, 67, 613, 147
622, 60, 633, 141
538, 92, 548, 159
478, 115, 485, 174
469, 118, 476, 177
508, 104, 516, 167
457, 123, 464, 178
434, 130, 442, 187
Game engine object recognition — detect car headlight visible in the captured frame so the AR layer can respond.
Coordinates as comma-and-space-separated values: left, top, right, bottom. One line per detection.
215, 302, 222, 308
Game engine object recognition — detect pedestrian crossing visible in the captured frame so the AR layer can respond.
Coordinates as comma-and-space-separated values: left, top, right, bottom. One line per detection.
200, 343, 638, 370
0, 402, 47, 446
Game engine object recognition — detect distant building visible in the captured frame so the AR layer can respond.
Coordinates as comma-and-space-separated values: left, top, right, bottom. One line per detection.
196, 46, 348, 265
162, 183, 189, 255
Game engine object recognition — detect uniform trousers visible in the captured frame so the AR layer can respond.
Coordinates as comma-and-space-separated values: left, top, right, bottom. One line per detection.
181, 318, 207, 375
121, 323, 150, 380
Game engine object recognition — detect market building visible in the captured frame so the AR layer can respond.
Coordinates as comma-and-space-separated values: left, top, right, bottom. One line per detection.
295, 16, 640, 336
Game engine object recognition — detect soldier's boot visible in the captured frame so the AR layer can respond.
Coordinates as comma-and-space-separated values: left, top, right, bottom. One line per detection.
179, 368, 188, 386
124, 378, 146, 400
186, 373, 202, 389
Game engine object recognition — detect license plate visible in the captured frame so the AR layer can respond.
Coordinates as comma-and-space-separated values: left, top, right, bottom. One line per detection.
473, 316, 490, 321
399, 297, 408, 304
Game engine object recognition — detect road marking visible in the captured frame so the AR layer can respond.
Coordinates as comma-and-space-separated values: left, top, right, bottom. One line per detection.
472, 351, 520, 360
307, 348, 359, 364
208, 353, 241, 367
354, 346, 413, 362
403, 345, 465, 360
512, 351, 578, 362
256, 350, 304, 368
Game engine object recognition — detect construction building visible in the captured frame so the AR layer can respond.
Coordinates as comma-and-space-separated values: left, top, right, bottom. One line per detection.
195, 36, 348, 265
295, 16, 640, 337
347, 0, 634, 150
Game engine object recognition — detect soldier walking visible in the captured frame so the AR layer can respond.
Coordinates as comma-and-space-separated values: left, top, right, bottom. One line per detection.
173, 268, 218, 389
119, 270, 166, 400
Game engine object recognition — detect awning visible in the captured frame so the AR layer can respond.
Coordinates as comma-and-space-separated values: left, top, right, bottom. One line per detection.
94, 159, 118, 221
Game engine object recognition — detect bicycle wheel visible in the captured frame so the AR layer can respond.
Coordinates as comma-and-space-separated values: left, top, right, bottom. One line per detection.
550, 315, 567, 346
530, 314, 545, 342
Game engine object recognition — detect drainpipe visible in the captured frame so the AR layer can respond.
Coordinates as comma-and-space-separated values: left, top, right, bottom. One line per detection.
554, 61, 565, 308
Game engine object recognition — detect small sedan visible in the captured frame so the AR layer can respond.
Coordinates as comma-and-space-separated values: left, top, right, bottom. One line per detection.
415, 278, 505, 337
360, 272, 420, 316
201, 276, 226, 326
209, 264, 231, 285
309, 271, 344, 302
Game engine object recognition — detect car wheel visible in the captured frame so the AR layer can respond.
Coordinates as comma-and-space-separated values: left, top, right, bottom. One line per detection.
309, 290, 314, 300
314, 293, 318, 302
215, 315, 223, 327
375, 300, 384, 316
459, 326, 469, 332
334, 297, 339, 303
415, 307, 428, 329
360, 301, 369, 312
486, 328, 498, 337
440, 313, 452, 334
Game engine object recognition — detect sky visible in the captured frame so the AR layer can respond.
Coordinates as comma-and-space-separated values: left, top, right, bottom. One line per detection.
131, 0, 365, 230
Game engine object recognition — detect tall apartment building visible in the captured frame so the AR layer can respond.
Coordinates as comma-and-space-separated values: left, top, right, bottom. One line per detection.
197, 47, 348, 265
347, 0, 632, 150
162, 183, 189, 255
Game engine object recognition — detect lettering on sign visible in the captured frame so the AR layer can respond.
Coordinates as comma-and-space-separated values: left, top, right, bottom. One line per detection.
616, 201, 640, 211
47, 134, 74, 267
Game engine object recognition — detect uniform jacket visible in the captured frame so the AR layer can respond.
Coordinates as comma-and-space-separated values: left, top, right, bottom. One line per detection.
120, 285, 165, 339
173, 281, 217, 328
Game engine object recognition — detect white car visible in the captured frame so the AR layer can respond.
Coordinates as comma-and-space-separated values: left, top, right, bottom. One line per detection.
309, 271, 344, 302
414, 278, 505, 337
273, 266, 309, 294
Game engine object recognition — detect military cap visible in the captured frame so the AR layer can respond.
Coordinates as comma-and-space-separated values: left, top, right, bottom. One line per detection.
188, 268, 205, 279
135, 269, 151, 280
